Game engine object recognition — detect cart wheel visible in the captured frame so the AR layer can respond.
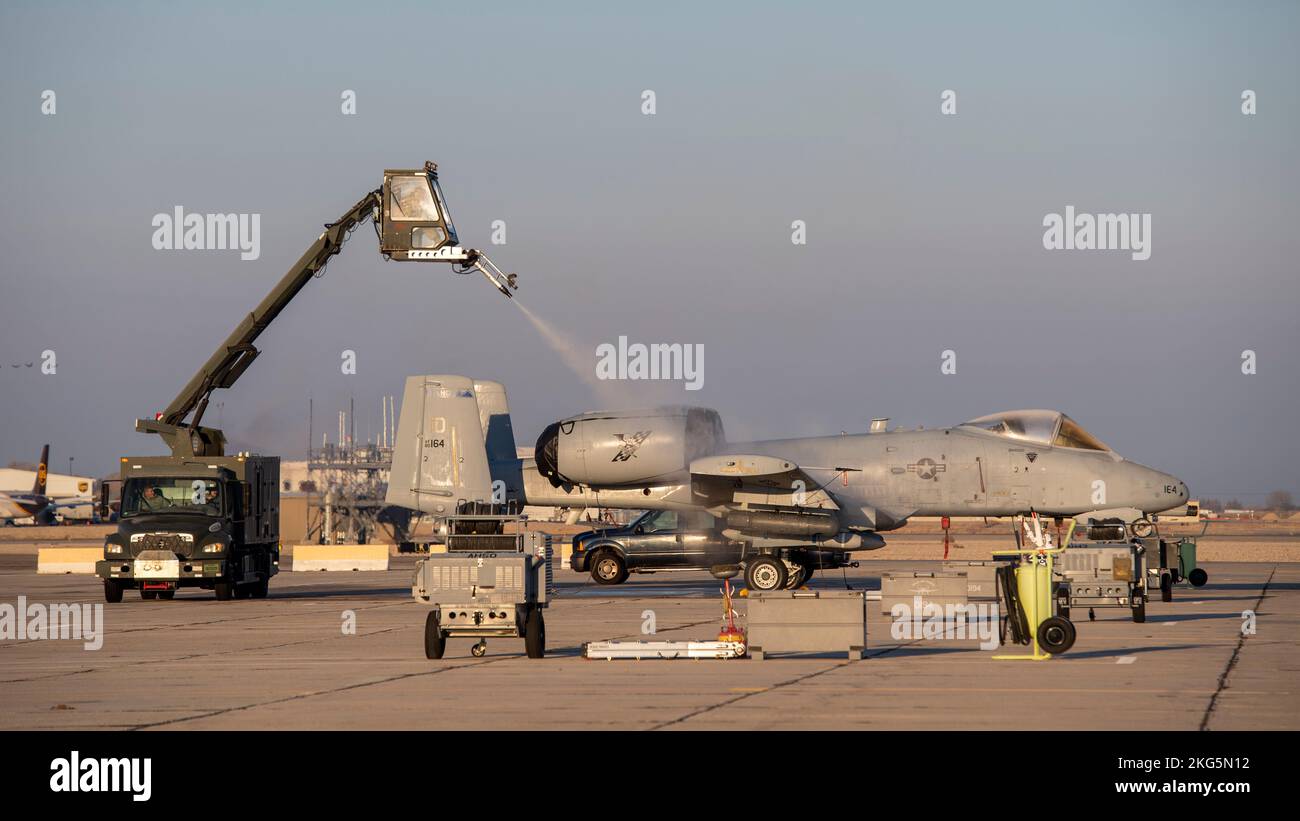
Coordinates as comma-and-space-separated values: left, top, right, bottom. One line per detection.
1159, 573, 1173, 603
471, 641, 488, 658
424, 612, 445, 659
525, 607, 546, 659
1131, 592, 1146, 623
1088, 608, 1096, 622
103, 580, 123, 603
1037, 616, 1076, 655
1189, 568, 1208, 587
744, 556, 787, 592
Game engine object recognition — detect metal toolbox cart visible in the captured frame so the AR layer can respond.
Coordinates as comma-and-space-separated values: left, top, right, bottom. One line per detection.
746, 590, 867, 660
941, 561, 1007, 600
1053, 539, 1148, 623
412, 504, 550, 659
880, 571, 971, 614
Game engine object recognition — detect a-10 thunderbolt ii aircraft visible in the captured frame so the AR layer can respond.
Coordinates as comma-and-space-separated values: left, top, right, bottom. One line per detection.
386, 375, 1188, 591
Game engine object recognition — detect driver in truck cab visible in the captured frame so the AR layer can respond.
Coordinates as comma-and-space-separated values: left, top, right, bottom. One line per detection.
140, 485, 171, 512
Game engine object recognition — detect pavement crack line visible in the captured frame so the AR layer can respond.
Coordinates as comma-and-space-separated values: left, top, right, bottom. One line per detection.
649, 658, 859, 730
1199, 565, 1275, 732
127, 655, 510, 730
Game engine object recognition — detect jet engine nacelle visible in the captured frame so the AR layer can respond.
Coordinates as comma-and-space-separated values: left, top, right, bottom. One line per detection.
535, 406, 724, 488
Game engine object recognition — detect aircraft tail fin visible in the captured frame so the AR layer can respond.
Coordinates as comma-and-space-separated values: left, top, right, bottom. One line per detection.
34, 444, 49, 496
473, 379, 517, 464
385, 376, 493, 516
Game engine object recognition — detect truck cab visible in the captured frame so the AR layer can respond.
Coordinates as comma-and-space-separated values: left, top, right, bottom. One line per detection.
96, 455, 279, 602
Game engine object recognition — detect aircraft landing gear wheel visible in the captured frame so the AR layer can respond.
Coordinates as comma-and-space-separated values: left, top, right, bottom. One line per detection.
1159, 573, 1173, 602
1037, 616, 1076, 655
1131, 592, 1146, 623
744, 556, 787, 592
590, 552, 628, 585
525, 606, 546, 659
784, 564, 809, 589
424, 612, 445, 659
103, 580, 123, 603
1189, 568, 1208, 587
471, 641, 488, 658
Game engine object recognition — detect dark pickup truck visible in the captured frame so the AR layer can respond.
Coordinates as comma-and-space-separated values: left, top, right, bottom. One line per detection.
569, 509, 850, 589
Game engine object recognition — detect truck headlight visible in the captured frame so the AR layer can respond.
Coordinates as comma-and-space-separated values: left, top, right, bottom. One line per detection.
202, 543, 225, 554
105, 544, 123, 555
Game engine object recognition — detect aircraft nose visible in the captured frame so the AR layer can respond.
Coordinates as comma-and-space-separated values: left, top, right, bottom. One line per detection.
1152, 470, 1188, 507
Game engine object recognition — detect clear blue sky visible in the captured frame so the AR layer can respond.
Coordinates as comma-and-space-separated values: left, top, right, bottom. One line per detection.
1, 1, 1297, 503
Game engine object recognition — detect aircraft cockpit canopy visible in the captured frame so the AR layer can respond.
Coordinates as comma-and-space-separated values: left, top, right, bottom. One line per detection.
959, 410, 1111, 452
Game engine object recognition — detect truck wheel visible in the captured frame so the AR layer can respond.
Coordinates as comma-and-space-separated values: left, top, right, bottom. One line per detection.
1189, 568, 1208, 587
214, 581, 233, 601
103, 581, 123, 604
1159, 573, 1173, 602
590, 551, 628, 585
234, 585, 249, 600
744, 556, 787, 592
251, 578, 269, 599
424, 612, 445, 659
525, 607, 546, 659
159, 590, 175, 600
1132, 592, 1146, 623
140, 589, 158, 601
1037, 616, 1076, 654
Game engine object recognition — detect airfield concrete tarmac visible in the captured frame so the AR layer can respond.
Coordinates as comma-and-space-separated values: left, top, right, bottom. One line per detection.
0, 555, 1295, 730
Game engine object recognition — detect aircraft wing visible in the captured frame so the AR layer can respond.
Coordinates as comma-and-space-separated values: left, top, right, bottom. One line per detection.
688, 454, 841, 511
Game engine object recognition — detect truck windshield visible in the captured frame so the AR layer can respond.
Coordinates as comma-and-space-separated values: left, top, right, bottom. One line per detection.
121, 477, 222, 518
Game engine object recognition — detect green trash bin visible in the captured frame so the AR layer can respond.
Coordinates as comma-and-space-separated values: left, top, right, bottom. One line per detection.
1177, 538, 1208, 587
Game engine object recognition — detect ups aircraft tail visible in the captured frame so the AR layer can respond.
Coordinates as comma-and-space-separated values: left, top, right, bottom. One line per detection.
33, 444, 49, 497
385, 376, 500, 515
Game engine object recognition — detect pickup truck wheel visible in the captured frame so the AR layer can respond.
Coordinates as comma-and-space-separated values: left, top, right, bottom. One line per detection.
745, 556, 787, 592
424, 612, 445, 659
590, 551, 628, 585
525, 607, 546, 659
214, 581, 233, 601
103, 581, 123, 603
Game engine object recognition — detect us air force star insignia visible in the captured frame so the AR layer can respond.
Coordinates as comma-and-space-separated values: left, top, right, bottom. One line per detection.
907, 458, 947, 481
1026, 452, 1038, 463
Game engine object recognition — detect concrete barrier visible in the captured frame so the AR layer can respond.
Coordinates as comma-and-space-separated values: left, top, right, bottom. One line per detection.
291, 544, 389, 572
36, 546, 102, 575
